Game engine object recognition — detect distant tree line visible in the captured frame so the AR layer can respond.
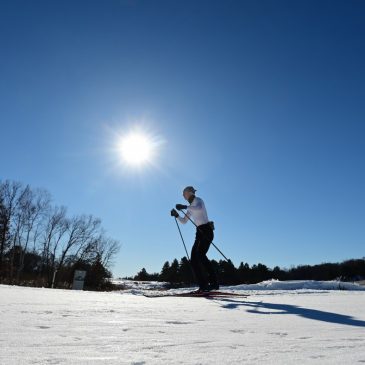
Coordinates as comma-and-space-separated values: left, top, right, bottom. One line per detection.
0, 180, 120, 290
133, 257, 365, 286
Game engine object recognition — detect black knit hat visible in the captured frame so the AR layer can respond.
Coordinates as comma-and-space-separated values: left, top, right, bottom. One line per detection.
183, 186, 197, 194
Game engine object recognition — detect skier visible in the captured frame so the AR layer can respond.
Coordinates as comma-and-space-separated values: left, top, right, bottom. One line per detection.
171, 186, 219, 292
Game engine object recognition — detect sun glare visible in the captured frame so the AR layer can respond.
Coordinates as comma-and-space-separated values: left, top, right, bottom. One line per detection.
118, 132, 154, 166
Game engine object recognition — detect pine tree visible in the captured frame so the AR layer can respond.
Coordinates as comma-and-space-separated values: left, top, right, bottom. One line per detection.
272, 266, 285, 280
85, 255, 111, 290
135, 268, 149, 281
178, 257, 193, 284
237, 262, 250, 284
169, 259, 179, 283
160, 261, 170, 282
219, 259, 238, 285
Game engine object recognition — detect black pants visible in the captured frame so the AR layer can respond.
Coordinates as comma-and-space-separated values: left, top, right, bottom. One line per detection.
191, 223, 218, 289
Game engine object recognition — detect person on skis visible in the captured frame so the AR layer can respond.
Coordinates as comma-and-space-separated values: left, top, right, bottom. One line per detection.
171, 186, 219, 292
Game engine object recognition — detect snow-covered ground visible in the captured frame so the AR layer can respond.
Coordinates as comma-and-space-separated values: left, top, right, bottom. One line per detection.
1, 284, 365, 364
113, 278, 365, 292
226, 279, 365, 291
111, 279, 169, 291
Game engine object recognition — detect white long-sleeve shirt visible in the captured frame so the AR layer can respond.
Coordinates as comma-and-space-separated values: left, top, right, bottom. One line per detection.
178, 196, 209, 227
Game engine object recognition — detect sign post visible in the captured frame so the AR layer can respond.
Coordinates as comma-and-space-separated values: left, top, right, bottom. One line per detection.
72, 270, 86, 290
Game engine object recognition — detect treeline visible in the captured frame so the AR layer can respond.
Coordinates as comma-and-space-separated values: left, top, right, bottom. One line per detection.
133, 257, 365, 286
0, 180, 120, 290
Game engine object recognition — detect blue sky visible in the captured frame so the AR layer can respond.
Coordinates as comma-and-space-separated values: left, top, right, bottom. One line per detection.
1, 0, 364, 277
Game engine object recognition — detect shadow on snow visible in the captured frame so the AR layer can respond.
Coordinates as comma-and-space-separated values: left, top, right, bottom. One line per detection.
213, 298, 365, 328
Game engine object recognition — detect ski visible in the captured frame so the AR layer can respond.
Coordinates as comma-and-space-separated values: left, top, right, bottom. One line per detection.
143, 290, 249, 298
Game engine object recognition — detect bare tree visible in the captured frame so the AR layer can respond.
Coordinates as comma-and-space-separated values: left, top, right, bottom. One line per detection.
15, 189, 51, 281
95, 234, 121, 269
75, 231, 120, 269
41, 206, 68, 285
8, 184, 35, 282
56, 215, 101, 270
0, 180, 121, 288
0, 181, 22, 274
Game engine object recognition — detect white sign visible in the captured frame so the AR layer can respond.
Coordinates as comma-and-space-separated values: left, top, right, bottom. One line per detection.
72, 270, 86, 290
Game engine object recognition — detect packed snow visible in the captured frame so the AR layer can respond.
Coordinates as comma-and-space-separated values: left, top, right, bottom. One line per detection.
227, 279, 365, 291
113, 278, 365, 293
111, 279, 169, 291
1, 283, 365, 364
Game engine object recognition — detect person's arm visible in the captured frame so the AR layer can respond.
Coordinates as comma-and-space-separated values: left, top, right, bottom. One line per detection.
177, 210, 191, 224
185, 198, 203, 212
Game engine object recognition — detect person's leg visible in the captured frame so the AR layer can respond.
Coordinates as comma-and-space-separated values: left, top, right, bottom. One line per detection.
200, 254, 218, 286
198, 227, 219, 287
191, 234, 208, 290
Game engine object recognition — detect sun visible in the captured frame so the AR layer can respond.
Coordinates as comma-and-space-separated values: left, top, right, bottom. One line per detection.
118, 132, 154, 166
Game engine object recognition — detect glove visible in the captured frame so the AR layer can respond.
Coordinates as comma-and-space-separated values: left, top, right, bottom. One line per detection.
175, 204, 187, 211
170, 209, 179, 218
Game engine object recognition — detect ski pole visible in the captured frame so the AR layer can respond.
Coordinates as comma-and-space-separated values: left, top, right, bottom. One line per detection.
173, 217, 196, 282
174, 217, 190, 261
180, 209, 230, 262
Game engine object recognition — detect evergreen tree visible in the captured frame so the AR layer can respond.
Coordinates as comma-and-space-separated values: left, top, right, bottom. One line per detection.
272, 266, 285, 280
135, 268, 149, 281
85, 256, 111, 290
160, 261, 170, 282
178, 257, 194, 284
237, 262, 251, 284
168, 259, 179, 283
219, 259, 238, 285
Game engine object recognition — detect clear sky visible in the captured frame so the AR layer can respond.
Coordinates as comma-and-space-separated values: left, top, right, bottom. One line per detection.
1, 0, 364, 277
